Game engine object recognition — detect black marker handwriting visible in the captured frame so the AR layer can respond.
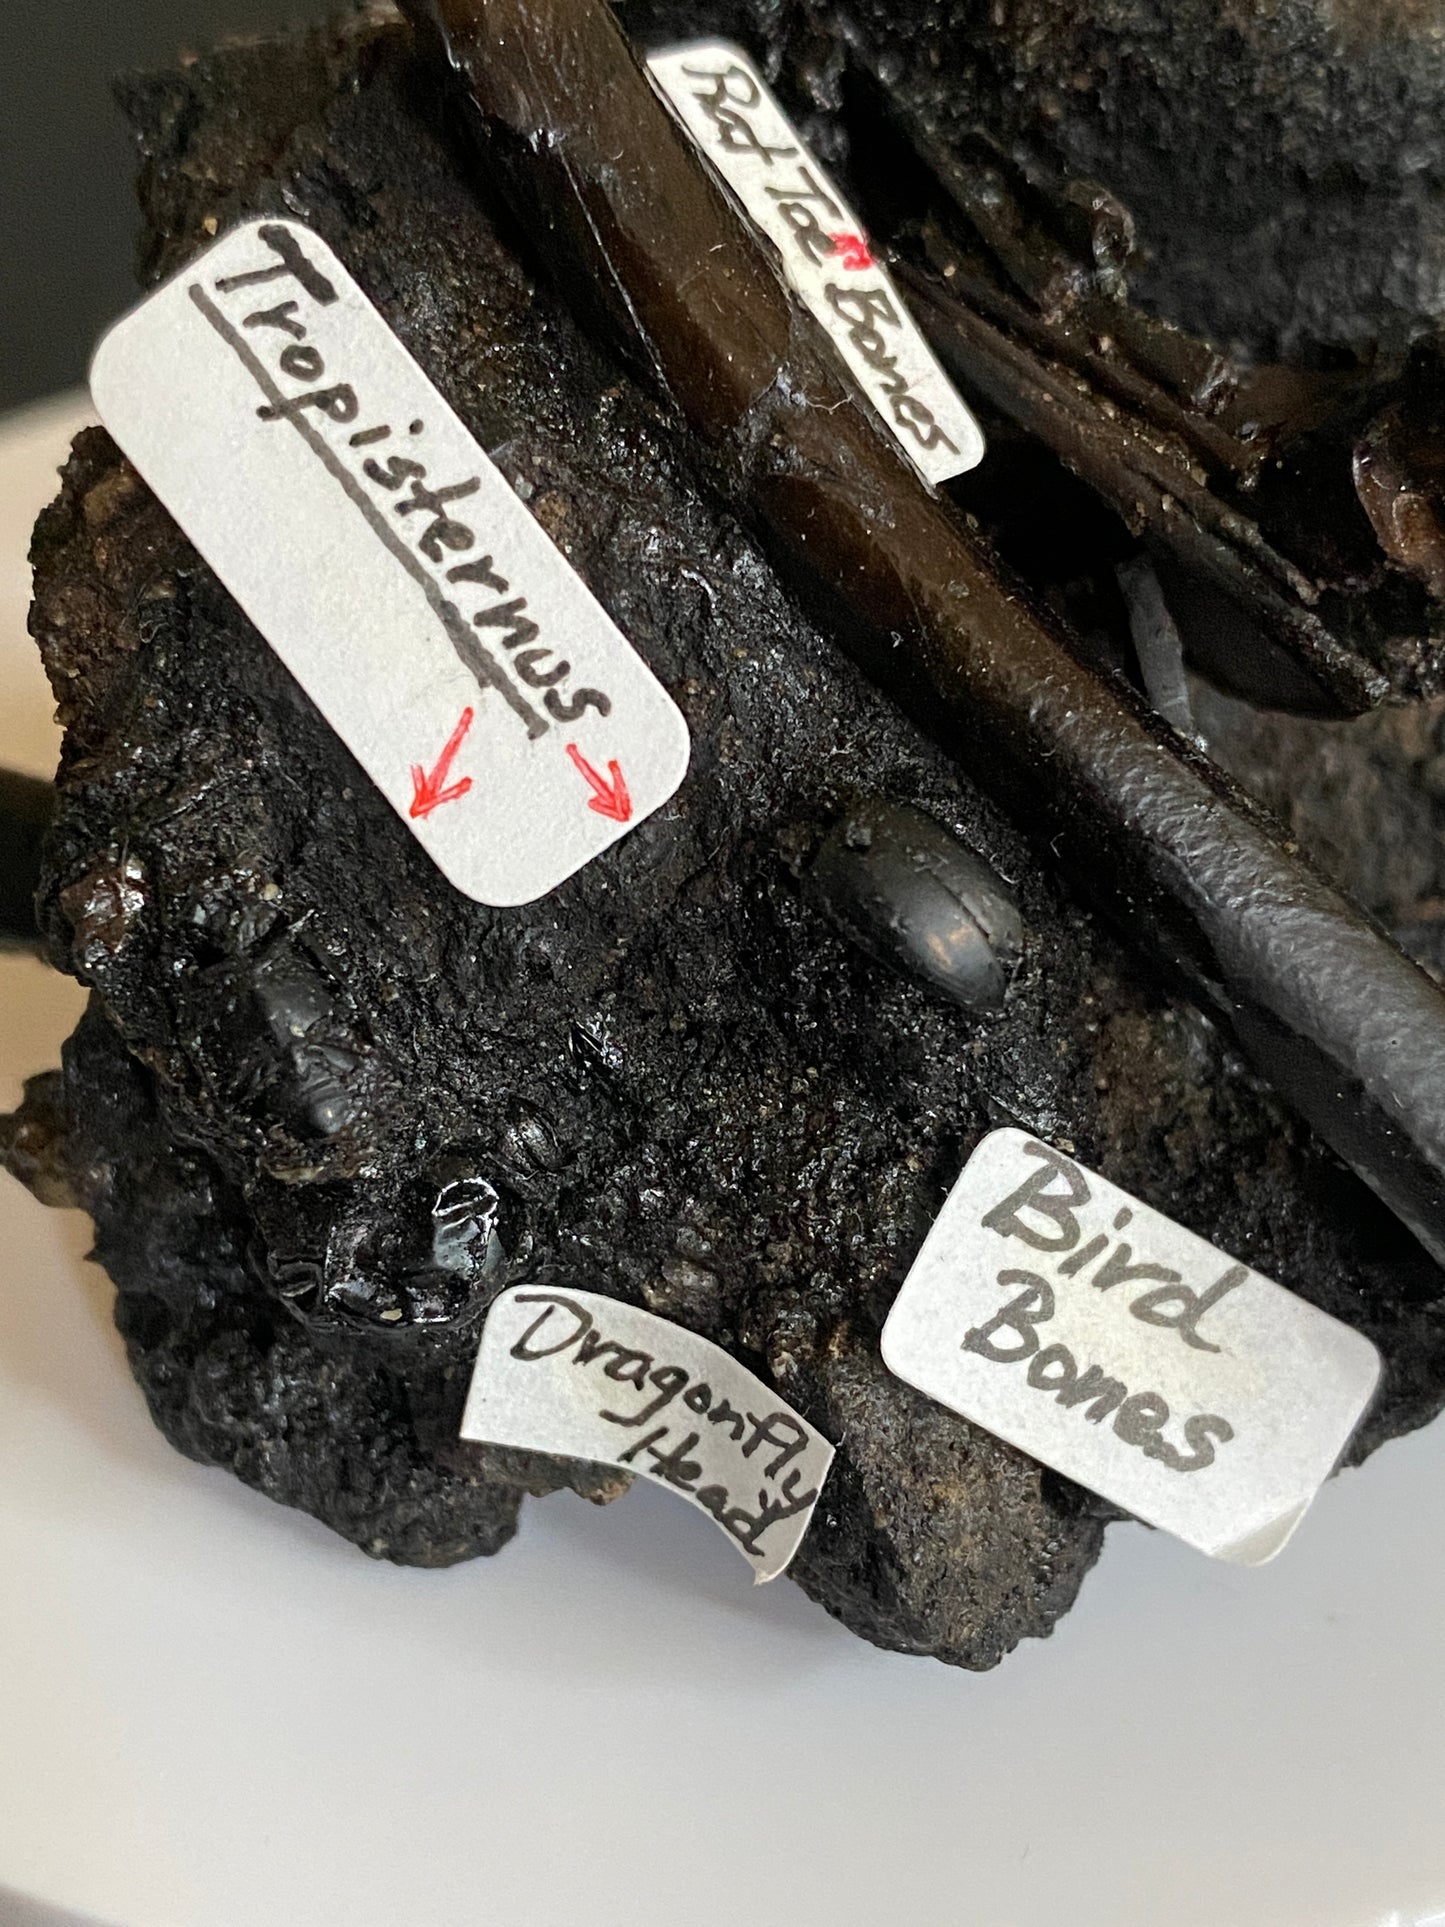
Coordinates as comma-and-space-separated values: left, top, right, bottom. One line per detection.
671, 62, 957, 456
507, 1291, 823, 1558
204, 226, 616, 733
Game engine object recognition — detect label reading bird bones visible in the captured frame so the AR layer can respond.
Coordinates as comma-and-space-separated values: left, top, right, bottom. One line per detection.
89, 219, 691, 906
647, 40, 985, 484
462, 1287, 835, 1582
881, 1130, 1381, 1564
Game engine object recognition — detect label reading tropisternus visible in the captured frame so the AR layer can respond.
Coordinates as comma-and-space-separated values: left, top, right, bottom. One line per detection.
462, 1287, 835, 1583
647, 40, 985, 485
89, 219, 691, 907
881, 1130, 1381, 1563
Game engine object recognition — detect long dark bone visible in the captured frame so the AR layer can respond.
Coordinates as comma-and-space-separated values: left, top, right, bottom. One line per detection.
401, 0, 1445, 1268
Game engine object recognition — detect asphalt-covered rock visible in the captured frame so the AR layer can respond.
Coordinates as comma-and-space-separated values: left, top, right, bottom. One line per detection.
627, 0, 1445, 363
6, 11, 1445, 1667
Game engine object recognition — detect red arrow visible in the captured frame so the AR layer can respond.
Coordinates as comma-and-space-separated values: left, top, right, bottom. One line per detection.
409, 706, 475, 819
567, 742, 632, 823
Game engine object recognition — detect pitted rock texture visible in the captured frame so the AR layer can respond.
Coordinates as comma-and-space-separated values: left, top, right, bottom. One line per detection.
6, 14, 1445, 1667
626, 0, 1445, 362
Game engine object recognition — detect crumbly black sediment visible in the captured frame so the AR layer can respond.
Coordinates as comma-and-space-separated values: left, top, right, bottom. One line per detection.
627, 0, 1445, 363
6, 15, 1445, 1665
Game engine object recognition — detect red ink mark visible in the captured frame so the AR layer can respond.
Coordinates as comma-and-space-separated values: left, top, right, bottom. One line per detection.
409, 706, 475, 819
830, 232, 875, 271
567, 743, 632, 823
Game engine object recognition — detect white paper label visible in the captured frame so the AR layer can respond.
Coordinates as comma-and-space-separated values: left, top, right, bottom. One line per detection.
647, 40, 985, 485
881, 1129, 1381, 1564
462, 1286, 835, 1582
88, 219, 691, 907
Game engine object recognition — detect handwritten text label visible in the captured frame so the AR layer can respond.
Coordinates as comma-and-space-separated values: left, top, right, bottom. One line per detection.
881, 1129, 1381, 1563
89, 219, 691, 906
647, 40, 985, 485
462, 1287, 834, 1582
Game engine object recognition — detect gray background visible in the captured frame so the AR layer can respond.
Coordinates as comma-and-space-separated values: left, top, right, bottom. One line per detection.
1, 0, 330, 416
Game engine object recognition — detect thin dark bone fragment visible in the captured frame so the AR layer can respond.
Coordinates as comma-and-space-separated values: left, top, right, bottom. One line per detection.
813, 74, 1402, 715
895, 234, 1380, 716
884, 131, 1264, 484
401, 0, 1445, 1267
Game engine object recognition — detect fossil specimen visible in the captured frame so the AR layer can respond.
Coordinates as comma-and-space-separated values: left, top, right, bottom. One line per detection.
6, 5, 1445, 1666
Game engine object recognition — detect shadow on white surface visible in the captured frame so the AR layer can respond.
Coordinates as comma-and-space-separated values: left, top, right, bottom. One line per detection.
0, 1889, 125, 1927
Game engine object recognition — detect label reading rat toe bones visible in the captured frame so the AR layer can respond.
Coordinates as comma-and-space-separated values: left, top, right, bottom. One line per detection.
881, 1130, 1382, 1564
647, 40, 985, 485
89, 218, 691, 907
462, 1287, 835, 1583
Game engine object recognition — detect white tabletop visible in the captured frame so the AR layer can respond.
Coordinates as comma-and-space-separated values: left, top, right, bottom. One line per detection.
3, 393, 1445, 1927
